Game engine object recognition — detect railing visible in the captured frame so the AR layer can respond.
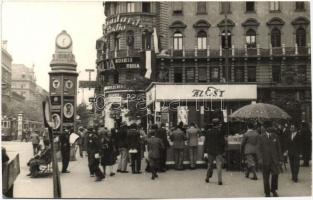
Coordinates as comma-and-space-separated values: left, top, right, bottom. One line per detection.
108, 49, 142, 59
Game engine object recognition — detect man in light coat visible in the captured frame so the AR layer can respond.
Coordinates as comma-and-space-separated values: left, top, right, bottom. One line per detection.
241, 122, 259, 180
186, 122, 200, 169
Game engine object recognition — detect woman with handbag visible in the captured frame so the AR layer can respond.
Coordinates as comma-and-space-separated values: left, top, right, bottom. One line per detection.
127, 123, 142, 174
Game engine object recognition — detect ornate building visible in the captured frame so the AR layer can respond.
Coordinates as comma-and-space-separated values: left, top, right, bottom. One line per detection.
96, 1, 311, 128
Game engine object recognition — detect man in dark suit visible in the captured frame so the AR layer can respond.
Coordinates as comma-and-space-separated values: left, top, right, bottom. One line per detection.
258, 121, 282, 197
284, 123, 303, 182
156, 123, 170, 171
60, 128, 71, 173
170, 125, 187, 170
147, 131, 164, 180
127, 123, 142, 174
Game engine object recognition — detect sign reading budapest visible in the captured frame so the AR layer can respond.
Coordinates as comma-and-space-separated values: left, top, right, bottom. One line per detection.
146, 84, 257, 105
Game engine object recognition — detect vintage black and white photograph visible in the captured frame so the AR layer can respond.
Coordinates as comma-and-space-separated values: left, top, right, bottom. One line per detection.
1, 0, 312, 199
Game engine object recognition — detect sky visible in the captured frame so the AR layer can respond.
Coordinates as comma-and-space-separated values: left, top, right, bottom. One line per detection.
1, 0, 105, 104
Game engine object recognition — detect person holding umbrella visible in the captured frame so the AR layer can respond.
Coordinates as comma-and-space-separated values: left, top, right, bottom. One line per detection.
258, 121, 283, 197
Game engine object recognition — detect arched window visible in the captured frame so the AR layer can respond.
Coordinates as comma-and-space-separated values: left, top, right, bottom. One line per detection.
173, 32, 183, 50
271, 28, 281, 47
296, 28, 306, 47
221, 30, 231, 48
246, 29, 256, 48
197, 31, 207, 50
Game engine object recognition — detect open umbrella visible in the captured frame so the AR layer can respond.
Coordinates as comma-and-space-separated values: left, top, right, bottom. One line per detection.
229, 103, 291, 121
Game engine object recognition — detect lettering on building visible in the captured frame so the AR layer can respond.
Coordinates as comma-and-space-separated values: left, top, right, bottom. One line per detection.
192, 86, 225, 98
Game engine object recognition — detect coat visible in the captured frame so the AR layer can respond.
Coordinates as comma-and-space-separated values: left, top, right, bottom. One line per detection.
186, 126, 200, 146
258, 131, 282, 174
241, 129, 259, 155
116, 126, 128, 149
203, 126, 225, 156
170, 128, 186, 149
156, 127, 170, 148
285, 131, 303, 156
147, 136, 164, 159
86, 131, 101, 154
100, 135, 116, 166
127, 128, 141, 151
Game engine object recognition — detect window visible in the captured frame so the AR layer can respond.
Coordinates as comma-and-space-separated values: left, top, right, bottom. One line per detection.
271, 28, 281, 47
247, 66, 256, 82
198, 67, 207, 82
173, 2, 183, 15
234, 66, 244, 82
126, 30, 134, 48
114, 33, 120, 51
174, 68, 183, 83
210, 67, 220, 82
270, 2, 280, 11
197, 2, 207, 14
221, 2, 231, 14
142, 2, 151, 13
173, 32, 183, 50
246, 2, 255, 12
272, 65, 281, 82
185, 68, 195, 82
298, 65, 306, 82
113, 73, 119, 84
110, 3, 117, 15
127, 2, 135, 12
221, 31, 231, 49
296, 28, 306, 47
295, 2, 305, 11
246, 29, 256, 48
197, 31, 207, 50
142, 31, 151, 50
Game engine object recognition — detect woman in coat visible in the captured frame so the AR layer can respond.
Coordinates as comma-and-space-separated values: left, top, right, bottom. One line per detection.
100, 127, 117, 177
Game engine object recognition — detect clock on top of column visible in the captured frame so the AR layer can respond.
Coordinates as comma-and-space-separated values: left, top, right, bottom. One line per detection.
55, 30, 73, 51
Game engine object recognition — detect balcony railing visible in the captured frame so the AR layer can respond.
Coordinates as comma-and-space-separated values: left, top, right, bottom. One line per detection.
108, 49, 142, 59
169, 44, 310, 58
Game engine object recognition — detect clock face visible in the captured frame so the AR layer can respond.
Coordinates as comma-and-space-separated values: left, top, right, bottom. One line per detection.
56, 33, 72, 49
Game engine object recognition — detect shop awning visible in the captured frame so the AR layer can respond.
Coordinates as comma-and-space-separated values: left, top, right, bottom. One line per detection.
146, 83, 257, 106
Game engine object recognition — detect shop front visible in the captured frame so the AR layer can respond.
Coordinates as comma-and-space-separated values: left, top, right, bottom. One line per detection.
145, 82, 257, 169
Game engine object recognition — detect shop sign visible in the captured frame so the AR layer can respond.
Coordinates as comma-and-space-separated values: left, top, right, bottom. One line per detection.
104, 15, 142, 34
104, 84, 127, 91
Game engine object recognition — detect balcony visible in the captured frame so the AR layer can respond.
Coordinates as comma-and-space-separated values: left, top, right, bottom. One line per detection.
108, 49, 142, 59
169, 44, 310, 59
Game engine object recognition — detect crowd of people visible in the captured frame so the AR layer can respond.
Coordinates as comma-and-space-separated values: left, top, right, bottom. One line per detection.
24, 119, 311, 197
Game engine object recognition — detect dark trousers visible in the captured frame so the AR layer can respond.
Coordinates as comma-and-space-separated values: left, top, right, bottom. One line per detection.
173, 148, 184, 169
150, 158, 159, 177
88, 154, 103, 178
130, 152, 141, 173
61, 148, 70, 172
87, 154, 95, 175
289, 154, 300, 180
159, 148, 167, 170
32, 144, 39, 155
262, 165, 279, 195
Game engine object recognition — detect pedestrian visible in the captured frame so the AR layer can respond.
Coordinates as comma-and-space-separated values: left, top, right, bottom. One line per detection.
300, 121, 311, 167
258, 121, 282, 197
147, 130, 164, 180
27, 140, 51, 177
60, 128, 71, 173
284, 123, 303, 182
138, 124, 147, 160
30, 130, 40, 155
170, 124, 187, 170
186, 122, 200, 169
86, 126, 105, 181
21, 129, 27, 142
77, 127, 84, 158
116, 122, 129, 173
127, 123, 142, 174
156, 123, 169, 171
241, 122, 259, 180
100, 127, 117, 177
203, 118, 225, 185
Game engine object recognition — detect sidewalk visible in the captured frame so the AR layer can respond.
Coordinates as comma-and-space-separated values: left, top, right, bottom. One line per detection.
3, 141, 312, 198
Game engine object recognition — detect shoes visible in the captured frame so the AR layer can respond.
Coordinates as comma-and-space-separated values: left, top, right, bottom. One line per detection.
292, 178, 298, 182
109, 173, 116, 176
271, 191, 279, 197
218, 182, 223, 185
90, 174, 95, 177
26, 173, 32, 176
95, 177, 103, 182
151, 176, 155, 180
117, 169, 122, 173
121, 171, 129, 173
61, 170, 70, 173
136, 171, 142, 174
205, 179, 209, 183
265, 193, 270, 197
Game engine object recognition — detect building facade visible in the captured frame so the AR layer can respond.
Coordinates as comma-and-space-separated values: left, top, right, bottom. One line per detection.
96, 1, 311, 128
1, 41, 13, 109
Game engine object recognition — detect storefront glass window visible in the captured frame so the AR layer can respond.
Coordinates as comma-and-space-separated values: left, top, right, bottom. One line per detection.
185, 67, 195, 82
247, 66, 256, 82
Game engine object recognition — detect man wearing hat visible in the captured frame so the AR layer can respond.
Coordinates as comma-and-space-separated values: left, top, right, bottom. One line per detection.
258, 121, 282, 197
203, 118, 225, 185
60, 128, 71, 173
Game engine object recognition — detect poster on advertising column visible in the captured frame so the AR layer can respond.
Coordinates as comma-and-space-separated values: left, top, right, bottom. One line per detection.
63, 96, 75, 123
